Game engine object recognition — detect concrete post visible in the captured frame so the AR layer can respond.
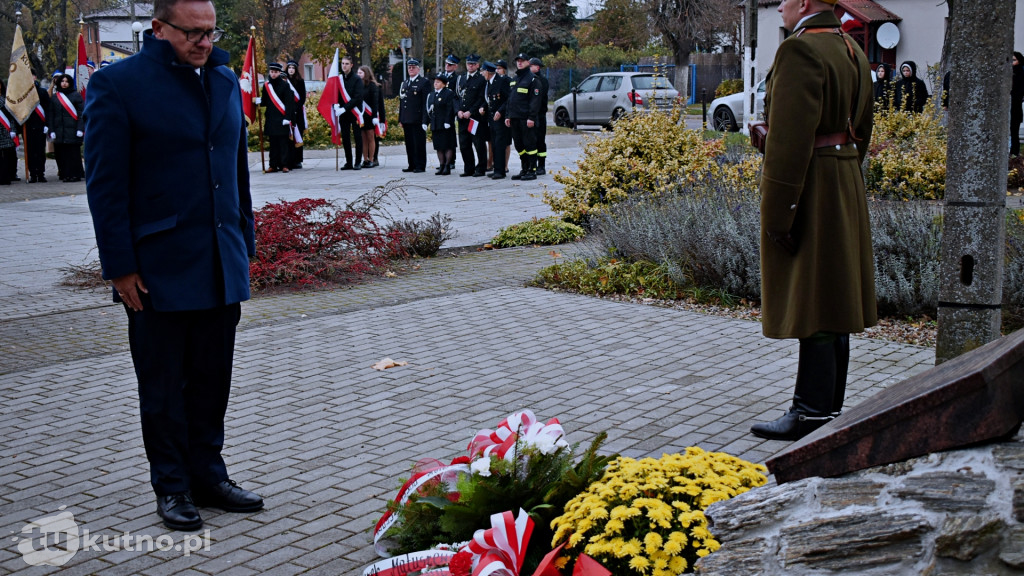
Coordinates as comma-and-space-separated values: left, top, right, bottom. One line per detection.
935, 0, 1014, 363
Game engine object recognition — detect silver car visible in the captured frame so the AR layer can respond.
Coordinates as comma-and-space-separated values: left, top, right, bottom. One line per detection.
708, 80, 766, 132
553, 72, 680, 129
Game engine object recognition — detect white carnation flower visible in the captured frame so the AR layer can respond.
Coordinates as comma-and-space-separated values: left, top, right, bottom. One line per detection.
470, 456, 492, 477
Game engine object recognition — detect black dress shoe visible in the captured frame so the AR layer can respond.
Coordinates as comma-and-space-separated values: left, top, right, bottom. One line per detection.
459, 172, 474, 177
402, 167, 414, 172
435, 168, 445, 175
38, 176, 47, 183
157, 493, 203, 531
490, 173, 506, 179
192, 479, 264, 512
340, 164, 354, 170
473, 171, 487, 177
511, 173, 522, 180
291, 163, 302, 169
413, 168, 426, 173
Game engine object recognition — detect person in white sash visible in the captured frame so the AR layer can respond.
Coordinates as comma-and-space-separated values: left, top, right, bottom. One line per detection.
48, 74, 84, 182
260, 62, 295, 173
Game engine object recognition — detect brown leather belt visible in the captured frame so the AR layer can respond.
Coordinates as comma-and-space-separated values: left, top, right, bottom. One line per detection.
815, 132, 851, 148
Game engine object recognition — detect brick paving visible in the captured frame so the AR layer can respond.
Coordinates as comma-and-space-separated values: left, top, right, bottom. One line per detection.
0, 132, 940, 575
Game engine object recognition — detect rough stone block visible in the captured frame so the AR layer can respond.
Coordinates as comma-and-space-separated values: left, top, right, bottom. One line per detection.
703, 479, 809, 539
767, 328, 1024, 483
780, 513, 930, 571
892, 471, 995, 512
816, 478, 885, 509
934, 514, 1004, 560
1014, 476, 1024, 523
1001, 526, 1024, 569
692, 536, 768, 575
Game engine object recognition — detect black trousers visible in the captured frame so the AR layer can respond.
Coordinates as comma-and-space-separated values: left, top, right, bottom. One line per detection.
490, 120, 511, 175
402, 123, 427, 170
0, 147, 12, 184
288, 130, 304, 168
1012, 117, 1022, 156
339, 115, 362, 166
458, 117, 488, 174
126, 299, 240, 496
26, 129, 46, 178
535, 115, 547, 162
268, 134, 289, 170
510, 118, 537, 169
54, 142, 83, 179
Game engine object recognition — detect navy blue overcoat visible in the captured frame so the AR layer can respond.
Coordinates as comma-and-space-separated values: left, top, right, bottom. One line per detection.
85, 31, 255, 312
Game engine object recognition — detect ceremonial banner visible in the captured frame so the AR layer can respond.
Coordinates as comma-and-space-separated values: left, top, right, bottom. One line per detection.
5, 25, 39, 124
239, 36, 257, 125
75, 34, 90, 98
316, 48, 342, 145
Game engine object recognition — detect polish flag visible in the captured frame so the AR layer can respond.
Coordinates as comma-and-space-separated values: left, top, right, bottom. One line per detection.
239, 36, 257, 125
468, 118, 479, 135
840, 12, 863, 32
316, 48, 342, 145
75, 33, 90, 99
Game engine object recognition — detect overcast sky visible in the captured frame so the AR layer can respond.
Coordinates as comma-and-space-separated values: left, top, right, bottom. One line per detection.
570, 0, 599, 18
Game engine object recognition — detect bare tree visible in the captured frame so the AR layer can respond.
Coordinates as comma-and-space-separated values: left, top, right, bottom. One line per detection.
478, 0, 522, 59
359, 0, 391, 65
645, 0, 737, 95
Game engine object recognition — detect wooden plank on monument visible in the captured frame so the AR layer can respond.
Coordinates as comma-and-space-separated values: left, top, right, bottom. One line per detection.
767, 328, 1024, 484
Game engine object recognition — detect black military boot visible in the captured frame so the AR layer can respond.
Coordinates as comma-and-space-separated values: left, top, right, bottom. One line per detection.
536, 156, 546, 175
521, 156, 537, 180
832, 334, 850, 417
750, 335, 837, 441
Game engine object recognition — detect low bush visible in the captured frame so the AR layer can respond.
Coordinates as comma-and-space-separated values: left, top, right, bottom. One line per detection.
867, 100, 947, 200
387, 212, 457, 257
715, 78, 743, 98
544, 107, 761, 224
869, 200, 942, 316
250, 198, 403, 289
531, 257, 684, 299
492, 217, 585, 248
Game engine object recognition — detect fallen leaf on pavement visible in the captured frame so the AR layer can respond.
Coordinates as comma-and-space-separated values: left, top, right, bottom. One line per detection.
372, 358, 409, 370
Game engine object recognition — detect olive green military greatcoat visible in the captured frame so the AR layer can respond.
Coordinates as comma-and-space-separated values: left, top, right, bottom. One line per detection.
760, 10, 876, 339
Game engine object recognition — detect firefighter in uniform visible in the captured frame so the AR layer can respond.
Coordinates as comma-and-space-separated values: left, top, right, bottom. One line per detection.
505, 53, 541, 181
529, 57, 549, 175
482, 61, 511, 179
455, 54, 488, 177
399, 59, 430, 172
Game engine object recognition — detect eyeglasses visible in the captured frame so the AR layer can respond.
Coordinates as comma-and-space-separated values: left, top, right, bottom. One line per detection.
158, 19, 224, 43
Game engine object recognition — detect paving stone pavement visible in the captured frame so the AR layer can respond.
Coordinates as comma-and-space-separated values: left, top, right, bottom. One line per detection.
0, 132, 940, 575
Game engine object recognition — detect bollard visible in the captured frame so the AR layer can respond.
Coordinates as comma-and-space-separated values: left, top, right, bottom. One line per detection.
701, 88, 707, 130
572, 90, 578, 131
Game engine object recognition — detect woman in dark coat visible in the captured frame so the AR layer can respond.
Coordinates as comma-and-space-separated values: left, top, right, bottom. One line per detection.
285, 60, 306, 169
872, 63, 893, 111
427, 74, 456, 175
358, 65, 383, 168
48, 74, 85, 182
1011, 51, 1024, 156
892, 60, 929, 113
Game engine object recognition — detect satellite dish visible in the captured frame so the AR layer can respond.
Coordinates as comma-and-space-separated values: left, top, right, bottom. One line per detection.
876, 22, 900, 49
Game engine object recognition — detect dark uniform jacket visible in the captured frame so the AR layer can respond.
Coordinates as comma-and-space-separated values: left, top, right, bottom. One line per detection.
507, 68, 541, 122
25, 84, 49, 133
363, 82, 383, 125
487, 75, 511, 120
49, 88, 84, 143
339, 70, 364, 118
458, 72, 487, 120
760, 11, 876, 339
288, 74, 306, 130
84, 31, 254, 312
261, 76, 295, 136
535, 73, 549, 118
427, 87, 456, 131
399, 75, 430, 125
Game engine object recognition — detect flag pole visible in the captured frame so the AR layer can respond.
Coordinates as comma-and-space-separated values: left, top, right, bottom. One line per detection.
252, 27, 266, 173
16, 11, 28, 181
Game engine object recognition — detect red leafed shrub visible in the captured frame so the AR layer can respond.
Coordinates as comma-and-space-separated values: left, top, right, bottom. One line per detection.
250, 198, 405, 289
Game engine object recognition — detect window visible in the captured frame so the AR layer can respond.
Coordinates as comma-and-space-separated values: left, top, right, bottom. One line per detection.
631, 75, 672, 90
305, 63, 314, 80
577, 76, 601, 93
597, 76, 621, 92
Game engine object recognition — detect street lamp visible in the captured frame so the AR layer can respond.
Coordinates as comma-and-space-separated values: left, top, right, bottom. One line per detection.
132, 21, 143, 53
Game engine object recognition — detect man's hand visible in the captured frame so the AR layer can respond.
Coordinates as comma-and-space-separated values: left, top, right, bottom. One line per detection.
767, 231, 798, 255
49, 132, 56, 140
112, 273, 148, 311
526, 119, 535, 128
254, 97, 261, 104
505, 118, 511, 127
422, 124, 428, 132
76, 130, 84, 137
444, 123, 450, 129
494, 112, 501, 122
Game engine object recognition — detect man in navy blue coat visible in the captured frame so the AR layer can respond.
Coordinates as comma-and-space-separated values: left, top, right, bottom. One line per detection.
84, 0, 263, 531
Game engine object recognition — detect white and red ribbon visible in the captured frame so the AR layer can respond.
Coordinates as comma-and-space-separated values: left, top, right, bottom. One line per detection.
55, 92, 79, 121
376, 122, 387, 138
468, 410, 567, 460
265, 82, 287, 116
362, 549, 457, 576
466, 509, 534, 576
34, 103, 46, 122
373, 459, 471, 555
0, 110, 19, 145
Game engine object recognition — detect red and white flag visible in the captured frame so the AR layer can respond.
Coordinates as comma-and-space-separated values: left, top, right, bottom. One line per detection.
239, 36, 257, 125
75, 33, 90, 99
467, 118, 479, 135
375, 121, 387, 138
840, 11, 863, 32
316, 48, 342, 145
